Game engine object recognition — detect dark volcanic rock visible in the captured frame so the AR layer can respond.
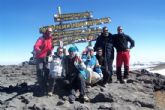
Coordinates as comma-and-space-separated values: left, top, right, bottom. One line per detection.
91, 92, 113, 103
153, 73, 165, 91
0, 65, 165, 110
76, 105, 89, 110
56, 101, 64, 106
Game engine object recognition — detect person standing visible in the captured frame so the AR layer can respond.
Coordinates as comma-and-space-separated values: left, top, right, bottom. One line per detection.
113, 26, 135, 83
34, 27, 54, 94
94, 26, 114, 83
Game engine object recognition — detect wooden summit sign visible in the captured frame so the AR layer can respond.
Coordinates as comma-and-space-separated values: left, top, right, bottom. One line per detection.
39, 6, 111, 46
54, 11, 91, 22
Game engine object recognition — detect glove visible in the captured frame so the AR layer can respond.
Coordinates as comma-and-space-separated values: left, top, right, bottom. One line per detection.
99, 73, 103, 78
47, 50, 51, 56
64, 80, 70, 85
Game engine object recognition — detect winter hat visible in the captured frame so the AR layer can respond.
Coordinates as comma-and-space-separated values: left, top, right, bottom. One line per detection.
68, 46, 77, 52
87, 46, 94, 51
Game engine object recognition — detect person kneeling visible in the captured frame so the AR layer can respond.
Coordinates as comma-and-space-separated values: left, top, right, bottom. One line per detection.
82, 46, 103, 85
63, 47, 89, 103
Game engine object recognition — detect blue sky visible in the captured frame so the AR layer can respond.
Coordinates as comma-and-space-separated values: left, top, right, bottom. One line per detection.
0, 0, 165, 65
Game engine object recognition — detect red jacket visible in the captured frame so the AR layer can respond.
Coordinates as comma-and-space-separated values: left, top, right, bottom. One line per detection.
34, 36, 53, 58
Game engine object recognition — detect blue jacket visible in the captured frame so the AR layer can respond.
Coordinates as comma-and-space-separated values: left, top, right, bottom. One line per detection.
83, 55, 102, 74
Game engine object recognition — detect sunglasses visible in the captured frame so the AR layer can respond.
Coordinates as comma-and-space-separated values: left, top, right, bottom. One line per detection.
103, 30, 108, 32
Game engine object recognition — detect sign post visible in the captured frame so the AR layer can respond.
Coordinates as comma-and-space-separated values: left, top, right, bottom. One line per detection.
39, 6, 111, 46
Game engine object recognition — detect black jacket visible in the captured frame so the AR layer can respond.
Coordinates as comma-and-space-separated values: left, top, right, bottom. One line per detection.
96, 54, 106, 70
94, 33, 114, 60
63, 56, 79, 82
113, 33, 135, 52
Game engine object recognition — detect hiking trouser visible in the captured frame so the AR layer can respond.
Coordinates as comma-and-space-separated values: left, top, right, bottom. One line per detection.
48, 77, 56, 93
116, 50, 130, 80
48, 76, 63, 93
68, 73, 86, 101
107, 59, 114, 82
102, 70, 110, 84
36, 58, 49, 93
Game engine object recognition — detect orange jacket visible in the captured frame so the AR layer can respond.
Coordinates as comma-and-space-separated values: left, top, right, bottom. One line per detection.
34, 36, 53, 58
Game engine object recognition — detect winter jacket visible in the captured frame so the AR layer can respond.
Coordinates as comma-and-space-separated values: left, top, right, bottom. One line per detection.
34, 36, 53, 58
94, 33, 114, 60
63, 55, 80, 81
82, 54, 103, 84
83, 55, 102, 75
113, 33, 135, 52
49, 54, 64, 78
96, 54, 106, 71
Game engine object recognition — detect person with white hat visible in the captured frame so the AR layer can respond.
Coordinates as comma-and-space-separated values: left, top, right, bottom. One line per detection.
82, 46, 103, 85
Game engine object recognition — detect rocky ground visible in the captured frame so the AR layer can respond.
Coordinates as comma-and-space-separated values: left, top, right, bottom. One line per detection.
0, 64, 165, 110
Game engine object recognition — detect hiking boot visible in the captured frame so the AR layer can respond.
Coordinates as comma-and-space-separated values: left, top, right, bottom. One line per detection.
120, 79, 125, 84
83, 95, 89, 102
79, 95, 89, 103
123, 79, 127, 83
124, 75, 128, 79
114, 80, 120, 83
69, 98, 74, 104
108, 77, 112, 83
69, 94, 76, 104
100, 83, 106, 87
86, 85, 91, 88
48, 92, 53, 96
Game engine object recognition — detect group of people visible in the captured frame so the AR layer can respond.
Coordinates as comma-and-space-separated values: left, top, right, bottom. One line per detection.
33, 25, 135, 103
94, 26, 135, 84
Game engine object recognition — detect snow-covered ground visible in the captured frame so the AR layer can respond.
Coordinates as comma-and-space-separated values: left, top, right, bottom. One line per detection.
113, 61, 159, 70
113, 61, 165, 76
130, 61, 165, 76
150, 69, 165, 76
